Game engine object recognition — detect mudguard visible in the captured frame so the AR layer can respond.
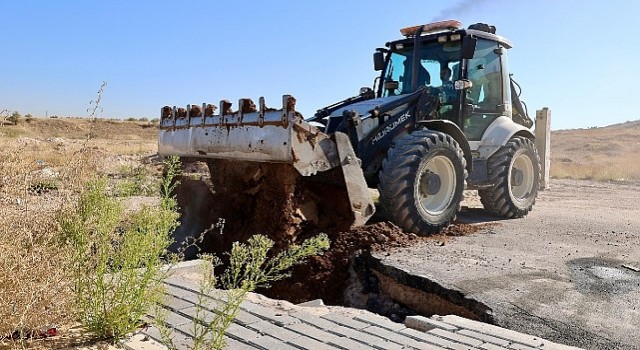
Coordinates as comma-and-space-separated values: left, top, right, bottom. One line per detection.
475, 116, 535, 160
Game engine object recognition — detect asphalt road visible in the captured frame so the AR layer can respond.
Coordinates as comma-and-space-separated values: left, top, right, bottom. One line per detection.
374, 179, 640, 349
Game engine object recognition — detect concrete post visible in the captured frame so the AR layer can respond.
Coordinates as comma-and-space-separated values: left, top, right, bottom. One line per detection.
535, 108, 551, 190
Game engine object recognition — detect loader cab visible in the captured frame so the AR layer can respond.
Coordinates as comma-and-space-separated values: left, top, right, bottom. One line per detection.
376, 21, 513, 141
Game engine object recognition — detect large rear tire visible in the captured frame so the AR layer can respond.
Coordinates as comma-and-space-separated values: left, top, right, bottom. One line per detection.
378, 130, 467, 235
479, 136, 540, 218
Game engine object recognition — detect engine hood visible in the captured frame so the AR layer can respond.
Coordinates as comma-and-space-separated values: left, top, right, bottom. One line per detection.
328, 95, 407, 118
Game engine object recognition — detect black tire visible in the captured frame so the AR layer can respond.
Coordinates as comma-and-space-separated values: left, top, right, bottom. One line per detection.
479, 136, 540, 218
378, 130, 467, 235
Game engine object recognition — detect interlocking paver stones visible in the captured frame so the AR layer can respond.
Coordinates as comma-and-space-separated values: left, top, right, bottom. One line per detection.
354, 313, 406, 332
457, 329, 511, 347
224, 337, 261, 349
289, 310, 390, 348
247, 320, 304, 342
122, 333, 167, 350
329, 325, 406, 350
164, 278, 200, 294
289, 310, 341, 330
286, 322, 376, 350
478, 343, 510, 350
285, 334, 343, 350
285, 321, 340, 341
225, 323, 263, 343
399, 327, 472, 350
252, 335, 300, 350
428, 328, 484, 348
240, 301, 301, 326
180, 306, 216, 323
141, 325, 194, 349
435, 316, 545, 348
405, 315, 459, 332
163, 310, 193, 331
362, 325, 443, 350
235, 309, 262, 326
320, 313, 369, 330
162, 293, 196, 311
507, 343, 538, 350
164, 283, 198, 301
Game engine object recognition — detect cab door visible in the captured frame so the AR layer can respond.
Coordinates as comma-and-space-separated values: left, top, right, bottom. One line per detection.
462, 39, 511, 140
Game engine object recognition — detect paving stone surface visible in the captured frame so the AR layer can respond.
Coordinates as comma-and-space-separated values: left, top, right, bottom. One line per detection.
122, 260, 583, 350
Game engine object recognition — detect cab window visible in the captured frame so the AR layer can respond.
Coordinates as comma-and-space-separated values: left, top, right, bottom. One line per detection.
463, 39, 504, 140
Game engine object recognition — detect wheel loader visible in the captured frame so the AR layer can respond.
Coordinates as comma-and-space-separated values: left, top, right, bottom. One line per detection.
158, 20, 541, 237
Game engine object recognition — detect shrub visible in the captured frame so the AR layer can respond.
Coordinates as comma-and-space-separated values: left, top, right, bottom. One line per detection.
115, 164, 158, 197
59, 156, 181, 341
159, 233, 330, 350
8, 111, 21, 124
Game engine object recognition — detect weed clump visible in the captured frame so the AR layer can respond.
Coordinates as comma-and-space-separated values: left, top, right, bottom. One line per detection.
158, 232, 330, 350
59, 156, 181, 341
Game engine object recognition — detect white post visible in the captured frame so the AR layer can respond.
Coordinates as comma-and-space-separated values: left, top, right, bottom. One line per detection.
535, 108, 551, 190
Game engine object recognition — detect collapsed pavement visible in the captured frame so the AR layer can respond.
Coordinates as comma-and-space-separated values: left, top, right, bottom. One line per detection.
370, 179, 640, 349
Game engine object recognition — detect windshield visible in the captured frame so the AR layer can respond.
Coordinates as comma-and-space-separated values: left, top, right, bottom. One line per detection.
382, 41, 462, 97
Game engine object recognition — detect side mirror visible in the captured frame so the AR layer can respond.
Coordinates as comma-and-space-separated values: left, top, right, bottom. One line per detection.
384, 81, 399, 95
461, 36, 477, 59
373, 51, 385, 71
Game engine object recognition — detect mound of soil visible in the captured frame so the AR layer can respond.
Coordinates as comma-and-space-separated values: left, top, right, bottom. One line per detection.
173, 160, 493, 304
173, 160, 355, 259
261, 222, 419, 304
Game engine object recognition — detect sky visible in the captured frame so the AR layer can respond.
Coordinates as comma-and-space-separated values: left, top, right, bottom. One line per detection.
1, 0, 638, 130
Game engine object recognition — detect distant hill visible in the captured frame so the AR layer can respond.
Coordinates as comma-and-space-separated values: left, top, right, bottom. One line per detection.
551, 120, 640, 182
598, 119, 640, 129
0, 117, 158, 140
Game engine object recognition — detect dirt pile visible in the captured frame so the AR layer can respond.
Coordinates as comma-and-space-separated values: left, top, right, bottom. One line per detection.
262, 222, 420, 304
173, 160, 355, 259
173, 160, 493, 305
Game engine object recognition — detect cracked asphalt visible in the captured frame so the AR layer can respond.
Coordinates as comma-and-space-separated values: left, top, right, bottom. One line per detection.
374, 179, 640, 349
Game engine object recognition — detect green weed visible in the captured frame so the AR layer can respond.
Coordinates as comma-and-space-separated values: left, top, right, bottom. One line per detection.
159, 233, 330, 350
59, 156, 181, 341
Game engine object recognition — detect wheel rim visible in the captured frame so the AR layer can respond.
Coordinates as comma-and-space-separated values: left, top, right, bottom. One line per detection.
417, 155, 457, 216
510, 152, 535, 202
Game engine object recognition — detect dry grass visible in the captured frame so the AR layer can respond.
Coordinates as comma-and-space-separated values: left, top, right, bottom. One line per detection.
0, 117, 158, 346
0, 117, 157, 140
550, 120, 640, 182
0, 145, 79, 342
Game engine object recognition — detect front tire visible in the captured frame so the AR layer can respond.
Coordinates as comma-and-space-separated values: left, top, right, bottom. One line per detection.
378, 130, 467, 235
479, 136, 540, 218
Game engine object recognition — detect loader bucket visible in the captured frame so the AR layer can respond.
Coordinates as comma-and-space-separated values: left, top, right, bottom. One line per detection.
159, 95, 375, 234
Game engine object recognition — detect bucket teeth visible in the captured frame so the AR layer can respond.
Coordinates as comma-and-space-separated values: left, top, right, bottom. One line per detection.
161, 106, 172, 119
204, 104, 217, 117
162, 95, 297, 122
177, 107, 187, 119
220, 100, 233, 115
189, 104, 202, 117
239, 98, 257, 114
284, 95, 296, 113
